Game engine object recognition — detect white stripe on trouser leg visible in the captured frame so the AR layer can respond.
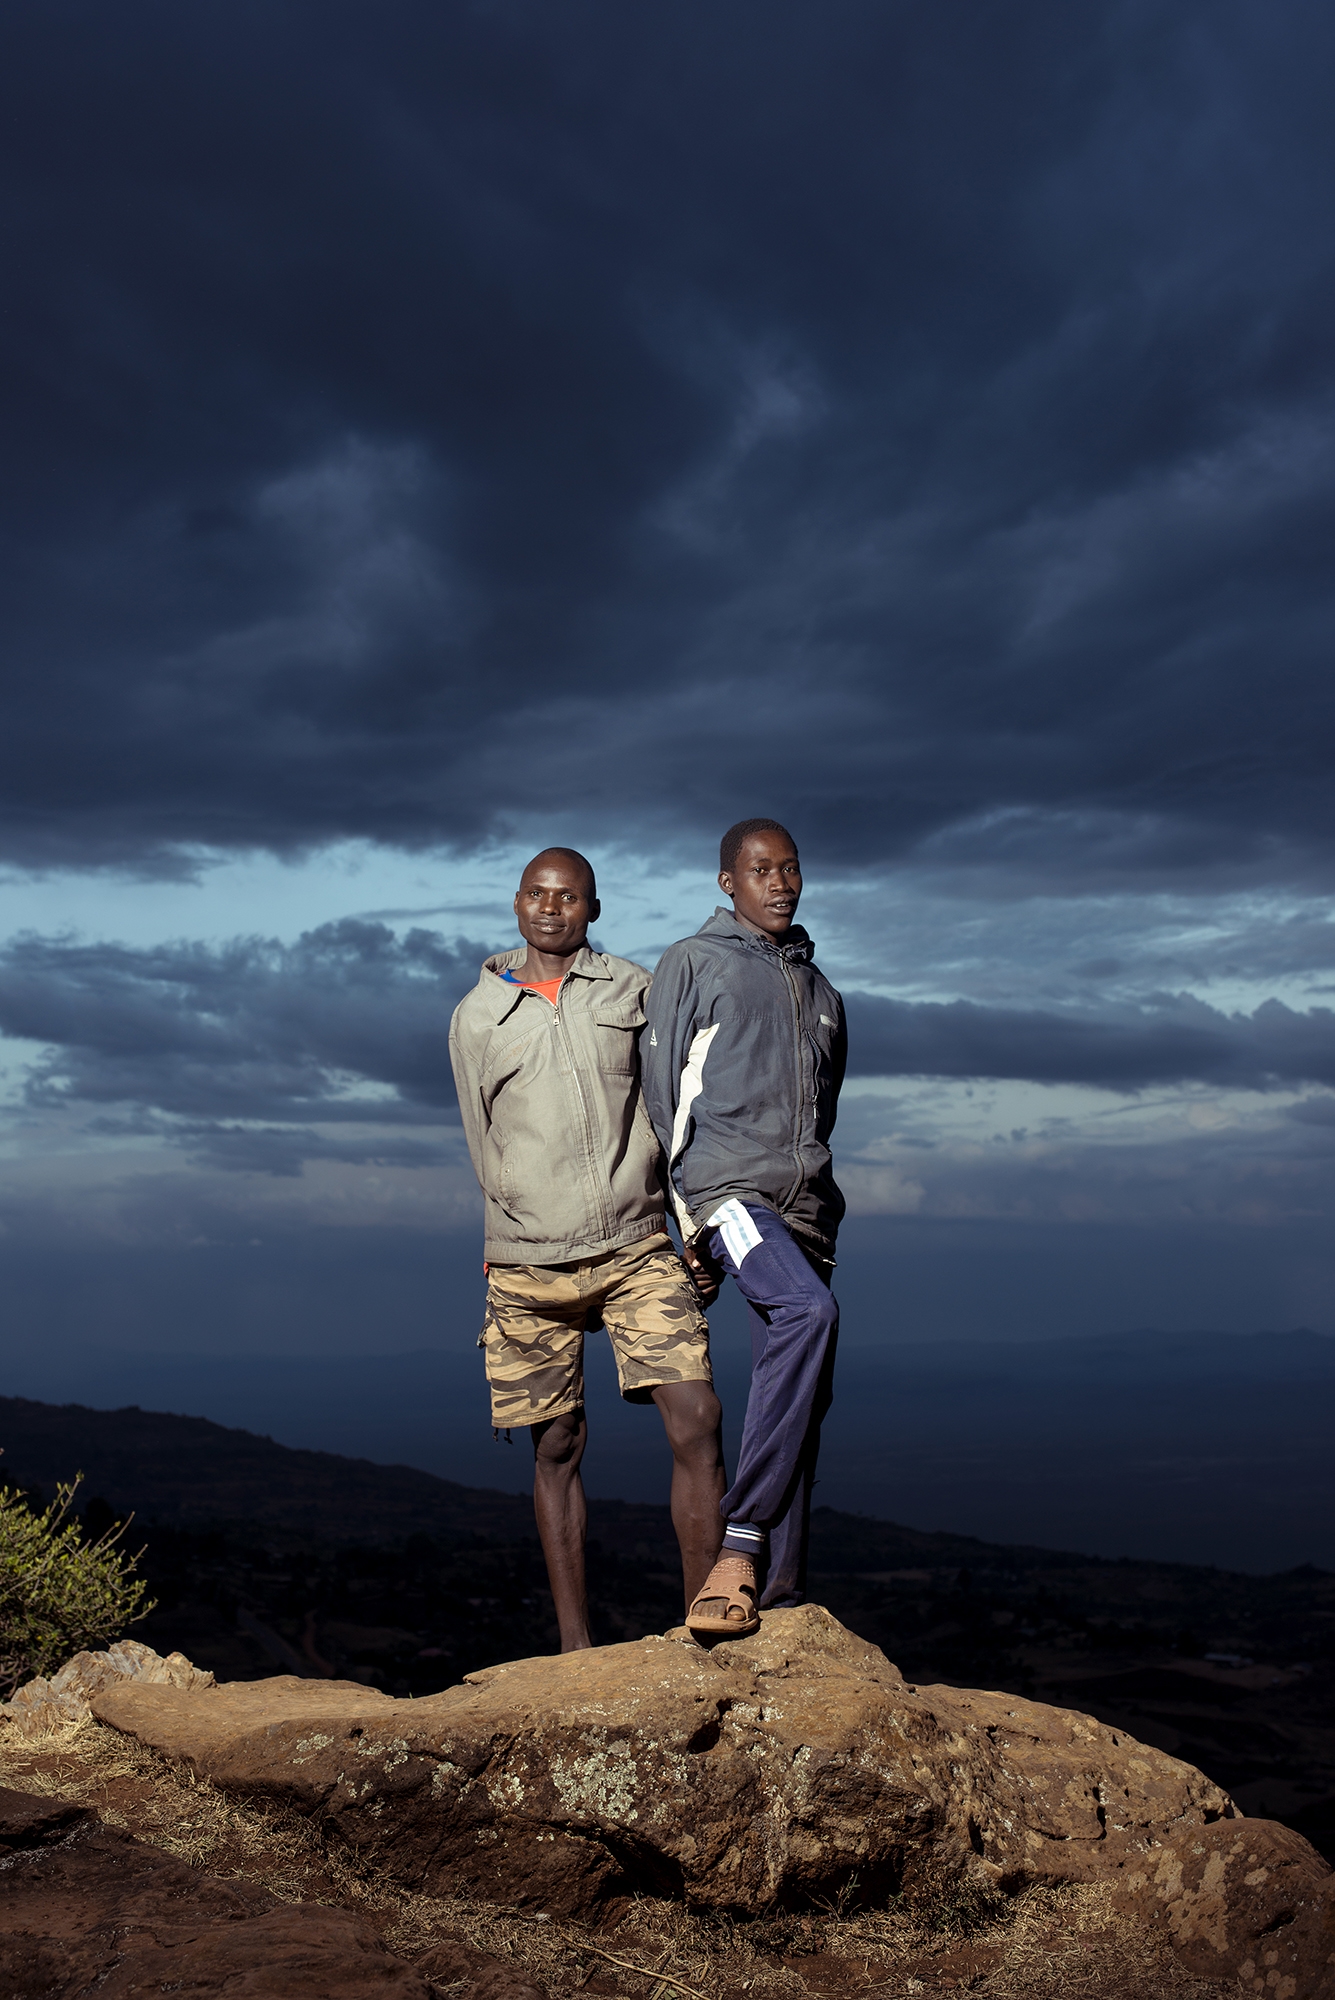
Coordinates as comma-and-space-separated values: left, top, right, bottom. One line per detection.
706, 1197, 763, 1269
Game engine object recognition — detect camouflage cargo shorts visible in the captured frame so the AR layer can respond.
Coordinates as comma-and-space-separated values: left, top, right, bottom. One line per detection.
480, 1231, 712, 1428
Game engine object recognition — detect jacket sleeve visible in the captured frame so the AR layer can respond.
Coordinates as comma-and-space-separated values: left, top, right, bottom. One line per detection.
640, 943, 702, 1161
448, 1001, 490, 1189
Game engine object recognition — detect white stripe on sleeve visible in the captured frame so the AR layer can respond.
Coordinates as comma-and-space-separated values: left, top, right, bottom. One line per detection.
667, 1022, 719, 1234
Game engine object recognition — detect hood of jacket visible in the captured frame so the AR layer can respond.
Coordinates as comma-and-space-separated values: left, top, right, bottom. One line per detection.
694, 906, 816, 965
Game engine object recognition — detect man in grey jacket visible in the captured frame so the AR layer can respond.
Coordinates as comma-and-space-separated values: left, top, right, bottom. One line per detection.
449, 847, 726, 1650
642, 819, 847, 1635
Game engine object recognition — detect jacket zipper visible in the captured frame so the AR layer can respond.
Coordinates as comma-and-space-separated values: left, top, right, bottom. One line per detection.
552, 983, 615, 1242
778, 955, 807, 1207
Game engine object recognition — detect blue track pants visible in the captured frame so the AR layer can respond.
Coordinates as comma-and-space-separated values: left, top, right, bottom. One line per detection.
705, 1202, 838, 1609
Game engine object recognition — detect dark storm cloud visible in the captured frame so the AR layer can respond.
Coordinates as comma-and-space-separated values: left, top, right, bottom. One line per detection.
0, 921, 481, 1124
82, 1109, 456, 1177
1287, 1094, 1335, 1128
6, 926, 1335, 1166
166, 1124, 455, 1179
844, 991, 1335, 1092
2, 2, 1334, 880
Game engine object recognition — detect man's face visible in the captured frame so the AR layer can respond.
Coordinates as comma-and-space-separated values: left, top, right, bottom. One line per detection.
719, 833, 802, 937
513, 856, 599, 955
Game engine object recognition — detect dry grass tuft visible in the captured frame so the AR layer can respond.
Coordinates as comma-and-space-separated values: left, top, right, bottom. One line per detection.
0, 1718, 1230, 1998
0, 1713, 330, 1902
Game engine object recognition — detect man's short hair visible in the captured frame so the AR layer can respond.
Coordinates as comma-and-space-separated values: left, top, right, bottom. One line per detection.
720, 819, 796, 874
523, 846, 597, 897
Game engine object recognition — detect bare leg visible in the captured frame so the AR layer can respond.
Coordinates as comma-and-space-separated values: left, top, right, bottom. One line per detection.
531, 1408, 592, 1651
651, 1380, 727, 1610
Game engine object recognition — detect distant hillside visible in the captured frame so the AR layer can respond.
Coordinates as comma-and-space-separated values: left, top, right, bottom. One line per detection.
7, 1324, 1334, 1571
0, 1390, 1044, 1569
0, 1393, 542, 1541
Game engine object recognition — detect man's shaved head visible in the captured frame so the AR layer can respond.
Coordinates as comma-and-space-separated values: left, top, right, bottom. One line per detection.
522, 846, 597, 897
513, 847, 600, 969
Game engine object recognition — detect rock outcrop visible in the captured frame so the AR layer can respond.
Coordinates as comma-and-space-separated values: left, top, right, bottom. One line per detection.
86, 1605, 1335, 1993
0, 1781, 434, 1997
1121, 1816, 1335, 1997
2, 1637, 215, 1735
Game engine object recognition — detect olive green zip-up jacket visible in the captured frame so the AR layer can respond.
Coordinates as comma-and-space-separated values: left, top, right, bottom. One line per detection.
448, 946, 666, 1265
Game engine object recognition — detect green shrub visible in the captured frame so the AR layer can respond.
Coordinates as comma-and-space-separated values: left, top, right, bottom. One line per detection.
0, 1473, 155, 1698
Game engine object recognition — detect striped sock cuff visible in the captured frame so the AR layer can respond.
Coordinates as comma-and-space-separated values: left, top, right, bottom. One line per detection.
721, 1521, 767, 1557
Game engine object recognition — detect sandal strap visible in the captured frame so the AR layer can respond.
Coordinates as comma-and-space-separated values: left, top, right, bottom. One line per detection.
687, 1575, 759, 1631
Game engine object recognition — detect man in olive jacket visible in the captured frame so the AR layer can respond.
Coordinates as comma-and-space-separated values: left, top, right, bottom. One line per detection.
449, 847, 726, 1650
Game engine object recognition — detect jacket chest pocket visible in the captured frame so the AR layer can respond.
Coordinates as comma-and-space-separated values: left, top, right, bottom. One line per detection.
481, 1021, 545, 1099
590, 1001, 646, 1073
805, 1005, 839, 1088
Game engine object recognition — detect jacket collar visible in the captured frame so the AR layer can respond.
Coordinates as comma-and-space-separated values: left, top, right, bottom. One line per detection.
476, 945, 614, 1022
696, 905, 816, 966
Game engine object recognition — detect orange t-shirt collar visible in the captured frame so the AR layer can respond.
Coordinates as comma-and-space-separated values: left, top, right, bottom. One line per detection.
501, 968, 564, 1004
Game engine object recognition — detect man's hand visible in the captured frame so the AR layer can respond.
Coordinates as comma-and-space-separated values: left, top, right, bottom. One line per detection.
681, 1238, 723, 1307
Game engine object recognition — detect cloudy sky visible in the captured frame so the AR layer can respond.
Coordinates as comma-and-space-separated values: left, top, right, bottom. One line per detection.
3, 0, 1335, 1391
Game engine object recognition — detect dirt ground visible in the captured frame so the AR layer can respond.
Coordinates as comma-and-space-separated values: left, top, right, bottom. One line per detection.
0, 1715, 1234, 2000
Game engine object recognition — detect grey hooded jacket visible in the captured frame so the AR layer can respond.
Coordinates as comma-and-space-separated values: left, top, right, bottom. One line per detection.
641, 908, 847, 1257
449, 946, 665, 1265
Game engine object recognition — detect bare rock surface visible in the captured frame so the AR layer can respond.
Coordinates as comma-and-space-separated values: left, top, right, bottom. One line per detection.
92, 1605, 1241, 1913
0, 1783, 89, 1852
87, 1600, 1335, 1996
2, 1638, 216, 1736
0, 1780, 434, 1997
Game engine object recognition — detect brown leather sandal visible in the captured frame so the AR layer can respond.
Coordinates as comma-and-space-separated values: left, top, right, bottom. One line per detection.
686, 1557, 760, 1637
